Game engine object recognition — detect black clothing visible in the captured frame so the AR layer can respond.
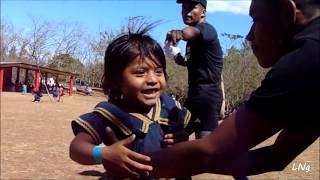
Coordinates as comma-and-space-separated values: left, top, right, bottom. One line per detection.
246, 18, 320, 129
184, 22, 224, 132
186, 23, 223, 88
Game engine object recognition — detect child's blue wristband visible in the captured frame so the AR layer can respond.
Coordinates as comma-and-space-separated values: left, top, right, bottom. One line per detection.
92, 146, 103, 164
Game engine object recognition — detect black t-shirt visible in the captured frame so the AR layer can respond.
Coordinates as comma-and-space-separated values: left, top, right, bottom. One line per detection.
185, 22, 223, 98
246, 18, 320, 129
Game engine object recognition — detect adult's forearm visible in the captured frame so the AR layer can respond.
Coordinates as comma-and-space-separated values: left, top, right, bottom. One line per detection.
149, 144, 279, 177
149, 139, 212, 178
248, 128, 320, 175
147, 106, 281, 178
149, 137, 247, 178
216, 128, 320, 176
206, 146, 280, 176
247, 146, 283, 175
149, 113, 248, 178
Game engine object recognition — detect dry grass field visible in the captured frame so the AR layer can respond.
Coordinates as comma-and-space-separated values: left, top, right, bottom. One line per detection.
1, 92, 319, 180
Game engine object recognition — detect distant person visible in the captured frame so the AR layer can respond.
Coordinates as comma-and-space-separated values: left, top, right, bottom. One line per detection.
33, 86, 43, 102
69, 25, 191, 179
47, 77, 55, 91
21, 82, 27, 95
57, 84, 64, 102
84, 85, 93, 96
100, 0, 320, 178
52, 84, 59, 101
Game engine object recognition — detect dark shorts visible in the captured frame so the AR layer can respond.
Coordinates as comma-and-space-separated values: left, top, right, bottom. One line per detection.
185, 85, 223, 132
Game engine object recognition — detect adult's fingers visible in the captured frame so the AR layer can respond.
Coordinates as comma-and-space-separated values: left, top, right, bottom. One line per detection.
172, 30, 182, 46
128, 149, 152, 163
165, 31, 173, 44
164, 133, 174, 139
163, 138, 175, 145
126, 154, 153, 172
172, 31, 178, 45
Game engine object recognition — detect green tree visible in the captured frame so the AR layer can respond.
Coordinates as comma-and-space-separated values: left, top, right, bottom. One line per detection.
222, 39, 267, 112
48, 53, 84, 74
165, 57, 188, 104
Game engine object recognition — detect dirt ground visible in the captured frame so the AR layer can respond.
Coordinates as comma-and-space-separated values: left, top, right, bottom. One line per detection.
1, 92, 319, 180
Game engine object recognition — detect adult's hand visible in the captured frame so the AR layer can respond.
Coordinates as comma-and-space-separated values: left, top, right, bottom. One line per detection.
102, 127, 153, 178
165, 30, 183, 46
163, 130, 189, 147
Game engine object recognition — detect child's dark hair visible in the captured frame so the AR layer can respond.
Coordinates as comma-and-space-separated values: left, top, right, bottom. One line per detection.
103, 24, 167, 101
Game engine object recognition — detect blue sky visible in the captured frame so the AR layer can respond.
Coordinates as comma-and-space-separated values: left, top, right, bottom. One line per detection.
1, 0, 252, 52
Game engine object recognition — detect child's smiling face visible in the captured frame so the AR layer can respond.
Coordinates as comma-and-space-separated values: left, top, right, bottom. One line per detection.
120, 56, 167, 109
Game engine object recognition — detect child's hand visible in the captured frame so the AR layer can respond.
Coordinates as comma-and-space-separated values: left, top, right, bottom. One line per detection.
103, 127, 153, 178
163, 130, 189, 147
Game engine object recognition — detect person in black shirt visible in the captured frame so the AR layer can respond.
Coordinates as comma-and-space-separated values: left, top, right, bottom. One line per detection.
164, 1, 249, 180
100, 0, 320, 178
164, 0, 224, 139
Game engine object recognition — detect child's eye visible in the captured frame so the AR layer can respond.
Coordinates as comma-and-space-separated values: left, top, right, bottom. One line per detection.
134, 69, 146, 76
155, 68, 164, 75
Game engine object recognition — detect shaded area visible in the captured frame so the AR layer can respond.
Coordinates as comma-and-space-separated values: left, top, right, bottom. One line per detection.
79, 170, 105, 177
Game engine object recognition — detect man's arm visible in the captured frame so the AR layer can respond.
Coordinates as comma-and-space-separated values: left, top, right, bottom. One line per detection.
213, 128, 319, 176
247, 128, 319, 175
181, 26, 201, 41
164, 26, 200, 66
166, 26, 200, 46
148, 106, 281, 178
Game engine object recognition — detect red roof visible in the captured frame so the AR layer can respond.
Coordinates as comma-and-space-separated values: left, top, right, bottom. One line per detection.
0, 62, 79, 77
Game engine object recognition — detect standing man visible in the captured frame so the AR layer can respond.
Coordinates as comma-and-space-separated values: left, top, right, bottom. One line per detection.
164, 0, 224, 139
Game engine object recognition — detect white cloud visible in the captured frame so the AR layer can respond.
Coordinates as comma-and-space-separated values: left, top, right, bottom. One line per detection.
206, 1, 251, 15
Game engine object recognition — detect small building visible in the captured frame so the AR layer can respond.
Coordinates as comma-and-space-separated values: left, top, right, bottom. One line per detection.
0, 62, 79, 96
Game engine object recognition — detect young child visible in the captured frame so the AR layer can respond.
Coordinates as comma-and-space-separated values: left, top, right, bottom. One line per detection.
32, 85, 43, 102
52, 84, 59, 101
32, 90, 42, 102
69, 26, 191, 179
57, 84, 64, 102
